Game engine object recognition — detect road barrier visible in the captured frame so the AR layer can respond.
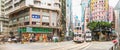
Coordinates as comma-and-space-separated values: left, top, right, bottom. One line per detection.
109, 43, 118, 50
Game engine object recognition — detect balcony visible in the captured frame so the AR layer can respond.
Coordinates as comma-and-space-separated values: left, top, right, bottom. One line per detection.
0, 18, 8, 21
3, 23, 8, 26
33, 5, 61, 11
14, 0, 21, 4
4, 3, 12, 9
6, 2, 27, 15
4, 0, 11, 4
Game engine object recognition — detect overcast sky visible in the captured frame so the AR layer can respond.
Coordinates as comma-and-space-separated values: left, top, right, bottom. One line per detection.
72, 0, 119, 20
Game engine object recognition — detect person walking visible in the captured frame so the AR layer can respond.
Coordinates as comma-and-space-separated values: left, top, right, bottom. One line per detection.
29, 37, 32, 43
39, 35, 43, 42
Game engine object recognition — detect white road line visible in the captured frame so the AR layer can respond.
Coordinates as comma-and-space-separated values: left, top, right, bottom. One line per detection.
69, 42, 90, 50
51, 42, 87, 50
81, 42, 92, 50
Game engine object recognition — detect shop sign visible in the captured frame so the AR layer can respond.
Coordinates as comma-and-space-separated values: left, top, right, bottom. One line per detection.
32, 28, 53, 33
32, 14, 40, 19
26, 27, 32, 32
32, 14, 40, 22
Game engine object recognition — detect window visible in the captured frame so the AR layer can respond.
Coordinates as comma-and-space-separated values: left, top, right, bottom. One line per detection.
25, 16, 29, 20
42, 22, 49, 26
52, 23, 54, 26
34, 1, 41, 6
13, 19, 17, 22
32, 22, 36, 25
42, 15, 49, 22
48, 3, 51, 6
19, 17, 24, 21
54, 3, 60, 7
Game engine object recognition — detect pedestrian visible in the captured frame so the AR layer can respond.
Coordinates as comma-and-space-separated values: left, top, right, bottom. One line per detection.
29, 37, 32, 42
47, 35, 50, 42
1, 37, 5, 44
39, 35, 43, 42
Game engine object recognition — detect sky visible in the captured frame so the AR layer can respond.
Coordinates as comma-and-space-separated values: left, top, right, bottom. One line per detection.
72, 0, 119, 21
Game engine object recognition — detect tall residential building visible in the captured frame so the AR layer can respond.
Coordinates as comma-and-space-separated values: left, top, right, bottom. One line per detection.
84, 7, 90, 32
108, 7, 113, 22
0, 0, 9, 35
66, 0, 72, 37
90, 0, 109, 21
115, 0, 120, 35
81, 0, 90, 32
5, 0, 61, 40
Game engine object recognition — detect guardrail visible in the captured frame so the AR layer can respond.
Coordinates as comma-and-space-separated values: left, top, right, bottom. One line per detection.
109, 43, 118, 50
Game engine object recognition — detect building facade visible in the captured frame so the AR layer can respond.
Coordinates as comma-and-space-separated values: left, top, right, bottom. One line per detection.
90, 0, 109, 21
115, 0, 120, 35
66, 0, 72, 37
4, 0, 61, 41
0, 0, 9, 35
108, 7, 113, 23
81, 0, 90, 33
84, 7, 90, 33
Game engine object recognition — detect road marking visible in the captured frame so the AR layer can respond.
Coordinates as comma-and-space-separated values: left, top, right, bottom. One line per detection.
49, 43, 77, 50
81, 42, 92, 50
68, 42, 90, 50
51, 42, 87, 50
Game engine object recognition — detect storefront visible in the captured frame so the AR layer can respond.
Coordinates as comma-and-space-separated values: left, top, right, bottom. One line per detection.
18, 27, 59, 42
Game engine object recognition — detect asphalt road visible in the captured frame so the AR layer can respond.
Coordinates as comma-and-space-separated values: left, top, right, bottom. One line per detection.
0, 41, 90, 50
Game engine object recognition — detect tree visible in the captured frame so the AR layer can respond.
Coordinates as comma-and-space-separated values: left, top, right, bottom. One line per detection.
87, 21, 112, 41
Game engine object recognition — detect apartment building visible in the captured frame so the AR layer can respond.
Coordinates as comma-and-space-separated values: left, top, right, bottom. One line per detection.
66, 0, 72, 37
81, 0, 90, 33
4, 0, 61, 41
115, 0, 120, 35
108, 7, 113, 23
84, 7, 90, 33
0, 0, 9, 35
90, 0, 109, 21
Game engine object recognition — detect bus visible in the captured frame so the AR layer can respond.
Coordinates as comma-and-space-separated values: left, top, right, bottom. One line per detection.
73, 26, 84, 43
85, 31, 92, 42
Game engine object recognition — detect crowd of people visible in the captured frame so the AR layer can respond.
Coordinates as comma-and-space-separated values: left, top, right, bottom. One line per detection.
0, 36, 21, 44
0, 34, 59, 44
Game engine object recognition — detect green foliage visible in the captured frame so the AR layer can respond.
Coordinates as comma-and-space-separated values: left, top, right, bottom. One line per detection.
87, 21, 98, 31
87, 21, 111, 32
